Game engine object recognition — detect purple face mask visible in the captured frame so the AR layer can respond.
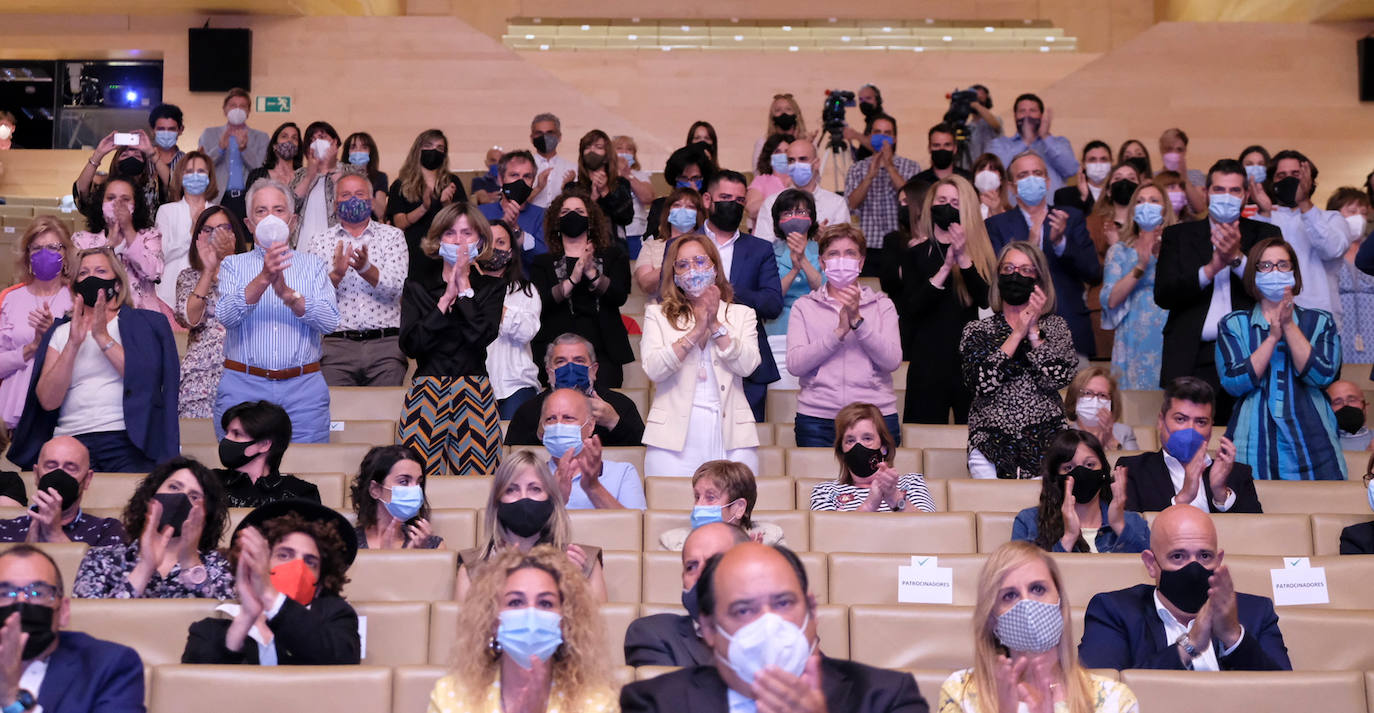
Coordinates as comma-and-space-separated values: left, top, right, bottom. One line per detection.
30, 249, 63, 282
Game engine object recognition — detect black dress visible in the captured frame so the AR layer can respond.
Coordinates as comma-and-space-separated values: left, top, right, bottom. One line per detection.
386, 174, 467, 284
900, 239, 989, 424
528, 246, 633, 389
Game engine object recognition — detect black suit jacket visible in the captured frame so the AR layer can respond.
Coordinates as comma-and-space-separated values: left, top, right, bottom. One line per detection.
505, 386, 645, 446
620, 656, 929, 713
623, 613, 713, 667
1339, 520, 1374, 554
1079, 583, 1291, 671
181, 594, 361, 665
1118, 450, 1262, 513
1051, 185, 1095, 216
1153, 217, 1281, 386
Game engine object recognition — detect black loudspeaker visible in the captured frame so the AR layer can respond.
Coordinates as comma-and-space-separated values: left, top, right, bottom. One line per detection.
1360, 37, 1374, 102
188, 28, 252, 92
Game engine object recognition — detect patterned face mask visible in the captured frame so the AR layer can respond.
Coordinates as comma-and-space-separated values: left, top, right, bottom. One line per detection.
994, 598, 1063, 653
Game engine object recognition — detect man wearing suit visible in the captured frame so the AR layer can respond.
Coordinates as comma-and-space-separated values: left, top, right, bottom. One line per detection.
196, 87, 269, 220
1119, 377, 1262, 514
1079, 504, 1291, 671
701, 170, 783, 421
624, 522, 749, 666
621, 542, 928, 713
0, 544, 145, 712
1154, 159, 1282, 425
985, 150, 1102, 360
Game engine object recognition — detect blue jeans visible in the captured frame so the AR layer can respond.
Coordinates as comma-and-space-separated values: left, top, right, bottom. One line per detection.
498, 386, 538, 421
214, 369, 331, 443
794, 412, 902, 448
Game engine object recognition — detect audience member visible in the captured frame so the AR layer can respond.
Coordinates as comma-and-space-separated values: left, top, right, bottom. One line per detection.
620, 543, 928, 713
765, 189, 824, 390
987, 93, 1078, 193
611, 135, 656, 248
154, 151, 219, 315
537, 388, 646, 510
215, 400, 321, 508
937, 541, 1138, 713
754, 139, 851, 246
1330, 188, 1374, 363
1252, 150, 1349, 321
1119, 377, 1261, 513
197, 88, 269, 219
1218, 237, 1344, 480
1326, 380, 1371, 451
642, 145, 715, 241
1086, 161, 1144, 257
1054, 140, 1112, 215
687, 120, 720, 172
642, 235, 761, 477
73, 131, 163, 221
505, 334, 645, 447
900, 176, 996, 424
1100, 181, 1175, 390
0, 436, 124, 546
1238, 145, 1271, 194
1155, 159, 1282, 425
1012, 430, 1148, 553
809, 402, 935, 513
961, 241, 1076, 479
912, 122, 971, 187
387, 129, 466, 283
175, 205, 250, 419
288, 121, 342, 246
960, 84, 1003, 171
147, 103, 186, 187
182, 498, 359, 665
568, 129, 635, 229
1152, 170, 1197, 222
341, 131, 388, 220
431, 545, 617, 712
215, 178, 339, 443
1118, 139, 1152, 178
11, 247, 178, 473
626, 522, 748, 666
1078, 504, 1291, 671
1158, 128, 1208, 215
245, 121, 302, 191
745, 134, 792, 229
0, 217, 74, 429
658, 460, 784, 550
972, 153, 1013, 219
788, 224, 900, 445
1063, 366, 1139, 451
0, 110, 13, 150
72, 457, 233, 599
478, 219, 542, 419
1339, 454, 1374, 554
303, 169, 408, 387
844, 114, 921, 252
470, 146, 504, 203
749, 93, 813, 168
479, 149, 548, 273
72, 176, 175, 322
454, 450, 607, 602
633, 186, 704, 295
398, 203, 503, 477
351, 444, 442, 550
529, 112, 578, 209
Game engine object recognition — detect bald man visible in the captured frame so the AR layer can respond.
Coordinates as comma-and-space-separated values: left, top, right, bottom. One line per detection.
1326, 380, 1372, 451
0, 437, 124, 546
624, 522, 750, 667
1078, 504, 1290, 671
539, 388, 645, 510
622, 543, 928, 713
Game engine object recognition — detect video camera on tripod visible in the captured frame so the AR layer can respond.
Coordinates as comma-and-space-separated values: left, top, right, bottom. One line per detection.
821, 89, 856, 154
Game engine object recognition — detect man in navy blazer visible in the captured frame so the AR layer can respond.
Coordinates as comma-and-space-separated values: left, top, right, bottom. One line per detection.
0, 544, 144, 712
984, 151, 1102, 358
699, 170, 783, 421
1079, 505, 1290, 671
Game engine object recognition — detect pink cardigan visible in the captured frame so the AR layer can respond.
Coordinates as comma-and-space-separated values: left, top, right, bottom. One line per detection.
785, 285, 902, 417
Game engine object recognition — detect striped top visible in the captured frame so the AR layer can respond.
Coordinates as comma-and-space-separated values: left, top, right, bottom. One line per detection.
217, 246, 340, 370
809, 473, 937, 512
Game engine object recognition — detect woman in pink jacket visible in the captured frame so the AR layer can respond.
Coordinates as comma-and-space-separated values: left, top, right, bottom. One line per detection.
786, 223, 902, 447
72, 176, 177, 327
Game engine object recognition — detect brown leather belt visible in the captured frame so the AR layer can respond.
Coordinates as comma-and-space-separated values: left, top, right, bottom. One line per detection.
223, 359, 320, 381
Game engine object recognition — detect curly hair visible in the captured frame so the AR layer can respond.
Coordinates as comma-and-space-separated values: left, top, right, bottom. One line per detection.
231, 511, 351, 596
447, 545, 609, 708
121, 456, 228, 554
544, 187, 611, 257
1033, 430, 1110, 552
84, 176, 153, 234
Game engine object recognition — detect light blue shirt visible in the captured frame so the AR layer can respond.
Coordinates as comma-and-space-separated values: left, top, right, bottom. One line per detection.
217, 245, 340, 370
987, 133, 1078, 194
550, 459, 647, 510
727, 688, 756, 713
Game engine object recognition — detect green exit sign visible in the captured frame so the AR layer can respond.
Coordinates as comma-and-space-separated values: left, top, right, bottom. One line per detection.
255, 96, 291, 113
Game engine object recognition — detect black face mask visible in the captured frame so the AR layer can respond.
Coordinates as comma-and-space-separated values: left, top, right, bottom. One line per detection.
897, 206, 911, 230
74, 276, 118, 308
479, 248, 513, 273
1125, 157, 1150, 178
218, 437, 257, 471
930, 203, 961, 231
1157, 560, 1213, 614
681, 582, 701, 620
691, 140, 714, 157
117, 156, 144, 177
1335, 405, 1365, 434
558, 211, 589, 238
1063, 465, 1106, 504
1110, 180, 1138, 206
34, 469, 80, 512
843, 443, 884, 479
710, 200, 745, 232
859, 101, 879, 119
419, 148, 445, 171
930, 149, 955, 170
583, 151, 606, 171
1273, 176, 1301, 208
533, 133, 559, 155
998, 273, 1035, 306
773, 113, 798, 131
152, 492, 192, 538
497, 497, 555, 538
502, 179, 533, 206
0, 603, 55, 660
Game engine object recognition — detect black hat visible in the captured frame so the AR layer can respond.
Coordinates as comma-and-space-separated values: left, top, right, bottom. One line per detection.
233, 498, 357, 566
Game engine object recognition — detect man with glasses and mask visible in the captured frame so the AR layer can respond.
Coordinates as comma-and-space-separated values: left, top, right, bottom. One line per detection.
506, 334, 644, 447
539, 388, 645, 511
0, 437, 124, 546
1326, 380, 1372, 451
755, 140, 851, 249
479, 150, 547, 273
527, 113, 577, 209
1251, 150, 1349, 321
621, 542, 928, 713
0, 544, 145, 711
1079, 504, 1290, 671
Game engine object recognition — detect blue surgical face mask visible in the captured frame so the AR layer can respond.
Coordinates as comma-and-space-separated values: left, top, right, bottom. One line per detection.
667, 207, 698, 231
1015, 175, 1047, 206
487, 163, 500, 178
1164, 426, 1207, 463
1133, 202, 1164, 232
553, 362, 591, 391
348, 151, 370, 166
383, 484, 424, 521
690, 505, 723, 529
676, 178, 703, 191
1208, 194, 1243, 224
467, 241, 480, 261
769, 153, 790, 176
788, 162, 813, 187
1255, 270, 1295, 303
1367, 478, 1374, 513
1244, 164, 1267, 184
155, 129, 179, 149
617, 152, 635, 168
542, 422, 585, 459
869, 134, 894, 153
182, 172, 210, 196
438, 242, 460, 266
497, 607, 563, 669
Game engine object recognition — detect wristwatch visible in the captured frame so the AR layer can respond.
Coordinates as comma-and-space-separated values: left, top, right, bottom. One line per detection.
180, 564, 208, 588
849, 317, 865, 331
1228, 256, 1243, 269
1176, 632, 1202, 660
2, 689, 36, 713
710, 325, 728, 340
1130, 265, 1146, 280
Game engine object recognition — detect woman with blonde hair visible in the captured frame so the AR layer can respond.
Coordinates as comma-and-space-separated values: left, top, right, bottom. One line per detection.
901, 175, 998, 424
0, 216, 75, 428
454, 450, 607, 602
750, 93, 816, 168
1062, 366, 1138, 451
1086, 162, 1144, 257
937, 540, 1139, 713
154, 149, 218, 308
1099, 181, 1176, 391
388, 128, 466, 282
641, 234, 761, 477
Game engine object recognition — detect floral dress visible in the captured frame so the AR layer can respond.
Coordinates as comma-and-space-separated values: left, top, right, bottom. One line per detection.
71, 541, 235, 599
73, 228, 178, 327
1100, 242, 1166, 390
175, 267, 225, 418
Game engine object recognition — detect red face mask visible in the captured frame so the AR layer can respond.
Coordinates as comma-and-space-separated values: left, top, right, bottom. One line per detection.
270, 558, 318, 606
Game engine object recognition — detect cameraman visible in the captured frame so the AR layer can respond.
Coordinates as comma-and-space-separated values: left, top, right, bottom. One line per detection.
962, 85, 1003, 171
987, 92, 1078, 193
844, 114, 919, 261
913, 122, 973, 185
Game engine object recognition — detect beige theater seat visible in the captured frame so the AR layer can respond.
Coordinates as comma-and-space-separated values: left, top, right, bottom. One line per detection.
1346, 450, 1370, 480
1225, 555, 1374, 610
32, 542, 88, 595
641, 510, 809, 552
391, 665, 449, 713
352, 601, 430, 665
902, 425, 968, 450
1274, 608, 1374, 670
602, 549, 642, 603
179, 418, 216, 443
1121, 669, 1366, 713
321, 419, 396, 446
786, 448, 922, 481
424, 475, 494, 510
1118, 390, 1163, 426
635, 603, 850, 659
601, 602, 639, 666
907, 670, 959, 706
923, 448, 970, 479
810, 512, 977, 554
975, 512, 1017, 552
426, 509, 478, 551
1252, 480, 1369, 515
1049, 554, 1150, 608
68, 599, 220, 665
643, 475, 795, 510
828, 553, 987, 606
945, 479, 1040, 514
344, 550, 458, 601
1141, 512, 1313, 556
330, 386, 407, 421
1132, 425, 1159, 450
757, 446, 785, 477
76, 473, 144, 508
639, 550, 827, 605
851, 605, 1088, 671
565, 509, 643, 551
180, 442, 373, 475
149, 664, 392, 713
428, 602, 638, 668
766, 390, 799, 423
601, 446, 646, 475
1311, 513, 1371, 556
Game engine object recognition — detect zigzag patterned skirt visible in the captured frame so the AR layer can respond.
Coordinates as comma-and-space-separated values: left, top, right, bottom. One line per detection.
397, 375, 502, 477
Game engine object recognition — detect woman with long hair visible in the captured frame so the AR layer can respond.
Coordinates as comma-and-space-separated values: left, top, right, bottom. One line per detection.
246, 121, 302, 189
568, 129, 634, 230
1100, 181, 1177, 391
0, 217, 75, 429
387, 128, 467, 282
750, 93, 815, 168
175, 205, 250, 418
764, 188, 823, 390
476, 219, 542, 420
685, 120, 719, 173
745, 133, 792, 229
972, 153, 1013, 219
633, 185, 705, 296
1011, 430, 1148, 553
351, 444, 444, 550
73, 176, 176, 324
154, 150, 218, 308
1086, 161, 1144, 257
1117, 139, 1152, 178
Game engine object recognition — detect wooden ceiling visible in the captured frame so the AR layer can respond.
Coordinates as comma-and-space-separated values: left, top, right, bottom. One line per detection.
0, 0, 404, 15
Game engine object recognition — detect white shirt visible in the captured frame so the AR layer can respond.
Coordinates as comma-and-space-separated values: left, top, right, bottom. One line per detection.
298, 178, 330, 250
486, 283, 542, 399
706, 224, 740, 278
153, 198, 215, 308
1253, 206, 1349, 318
48, 317, 125, 436
302, 220, 409, 331
1197, 221, 1248, 342
1153, 590, 1244, 671
532, 153, 578, 208
754, 187, 851, 244
19, 656, 47, 712
216, 593, 287, 665
1162, 449, 1237, 512
626, 168, 651, 236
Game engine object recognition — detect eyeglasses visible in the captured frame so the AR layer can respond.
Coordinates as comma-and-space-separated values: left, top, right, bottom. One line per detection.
198, 224, 233, 237
1332, 395, 1366, 409
1255, 260, 1293, 273
0, 582, 58, 606
1080, 390, 1111, 400
779, 209, 810, 220
27, 243, 63, 254
999, 264, 1038, 278
674, 255, 712, 272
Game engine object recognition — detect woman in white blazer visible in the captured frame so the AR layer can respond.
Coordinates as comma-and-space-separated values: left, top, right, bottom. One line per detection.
154, 150, 217, 308
642, 234, 762, 477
